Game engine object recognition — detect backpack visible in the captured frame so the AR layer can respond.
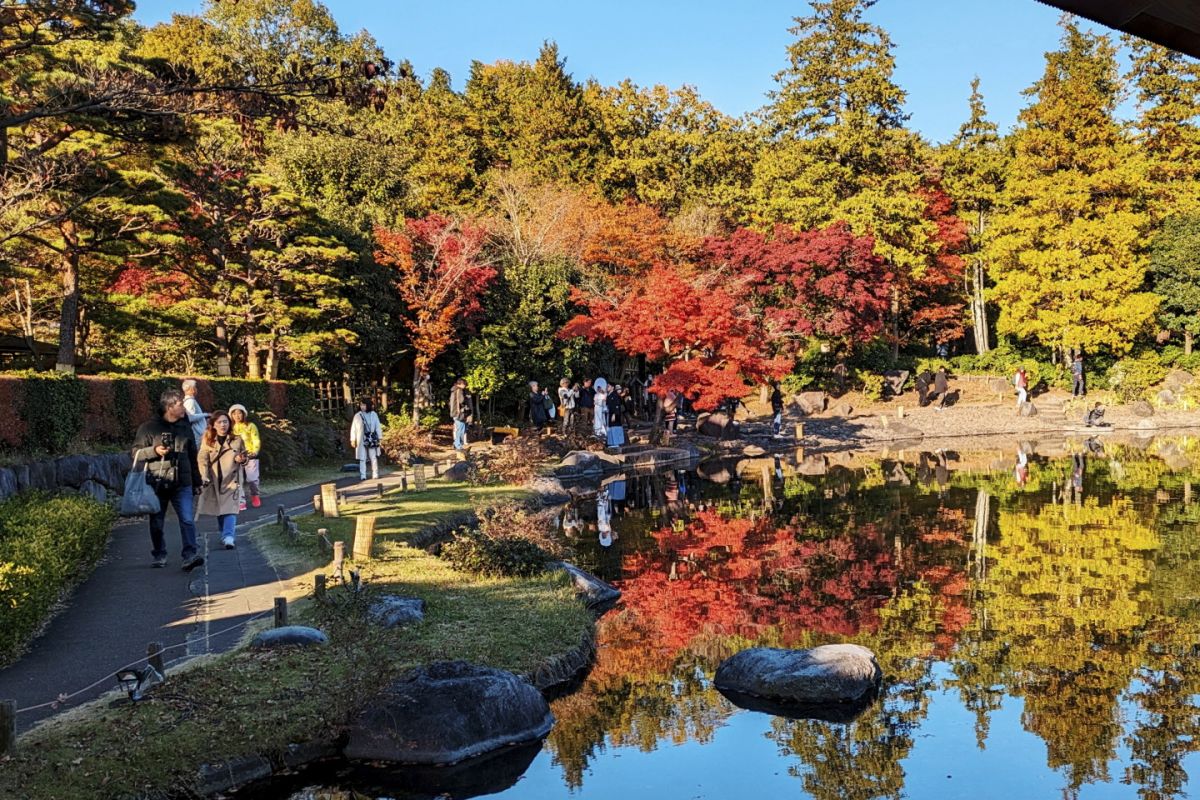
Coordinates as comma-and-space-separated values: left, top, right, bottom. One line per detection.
359, 413, 381, 449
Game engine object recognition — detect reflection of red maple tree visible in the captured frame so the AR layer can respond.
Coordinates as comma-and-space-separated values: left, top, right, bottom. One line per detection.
610, 508, 973, 657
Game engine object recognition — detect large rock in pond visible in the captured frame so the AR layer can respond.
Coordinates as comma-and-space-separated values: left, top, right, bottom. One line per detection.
551, 562, 621, 610
714, 644, 881, 706
250, 626, 328, 649
344, 661, 554, 765
555, 451, 603, 478
697, 412, 734, 439
368, 595, 427, 628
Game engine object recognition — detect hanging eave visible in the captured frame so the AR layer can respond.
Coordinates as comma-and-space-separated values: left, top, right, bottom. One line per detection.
1037, 0, 1200, 58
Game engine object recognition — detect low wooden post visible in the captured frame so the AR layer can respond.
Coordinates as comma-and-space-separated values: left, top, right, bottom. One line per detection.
320, 483, 339, 518
376, 482, 384, 499
413, 464, 427, 492
274, 597, 288, 628
1, 699, 16, 756
312, 494, 322, 513
794, 422, 804, 439
332, 541, 345, 575
276, 505, 287, 526
147, 642, 165, 675
353, 515, 377, 561
400, 471, 409, 492
314, 574, 327, 600
317, 528, 330, 552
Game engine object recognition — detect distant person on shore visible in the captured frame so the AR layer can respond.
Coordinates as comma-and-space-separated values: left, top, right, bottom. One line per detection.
528, 381, 549, 429
228, 404, 261, 509
914, 371, 930, 407
449, 379, 470, 452
350, 397, 382, 480
197, 410, 247, 550
933, 368, 949, 411
607, 384, 626, 447
131, 388, 204, 570
181, 379, 207, 448
578, 378, 595, 431
1084, 401, 1106, 428
1014, 367, 1029, 411
593, 378, 609, 440
663, 388, 680, 434
770, 382, 784, 436
1072, 353, 1086, 397
558, 378, 578, 434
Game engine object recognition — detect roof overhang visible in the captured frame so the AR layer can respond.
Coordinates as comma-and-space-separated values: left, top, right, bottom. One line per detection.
1038, 1, 1200, 58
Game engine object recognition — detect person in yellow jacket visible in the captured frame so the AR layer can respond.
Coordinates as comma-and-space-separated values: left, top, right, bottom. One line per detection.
228, 404, 262, 509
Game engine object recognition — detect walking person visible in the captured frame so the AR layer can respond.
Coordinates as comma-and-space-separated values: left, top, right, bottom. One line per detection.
770, 382, 785, 436
228, 404, 261, 509
197, 410, 248, 550
1014, 367, 1029, 412
350, 397, 382, 480
558, 379, 578, 434
933, 367, 949, 412
181, 378, 207, 449
528, 381, 549, 430
607, 383, 626, 448
131, 388, 204, 570
450, 378, 470, 452
1071, 353, 1086, 397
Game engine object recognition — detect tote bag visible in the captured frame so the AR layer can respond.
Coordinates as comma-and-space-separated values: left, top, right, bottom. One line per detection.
120, 459, 162, 517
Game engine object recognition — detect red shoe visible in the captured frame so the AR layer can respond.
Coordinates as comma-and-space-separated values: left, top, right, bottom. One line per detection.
251, 496, 261, 508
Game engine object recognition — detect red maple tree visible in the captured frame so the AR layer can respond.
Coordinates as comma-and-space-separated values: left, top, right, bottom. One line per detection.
374, 215, 495, 419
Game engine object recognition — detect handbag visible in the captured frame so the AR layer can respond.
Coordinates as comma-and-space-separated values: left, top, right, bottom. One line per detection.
359, 413, 381, 449
120, 458, 162, 517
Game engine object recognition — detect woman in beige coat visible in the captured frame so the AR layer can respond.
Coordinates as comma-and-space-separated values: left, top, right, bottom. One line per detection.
197, 410, 247, 550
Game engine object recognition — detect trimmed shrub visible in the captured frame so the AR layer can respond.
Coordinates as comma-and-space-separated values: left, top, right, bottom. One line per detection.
380, 416, 437, 465
0, 377, 28, 449
439, 527, 551, 578
1108, 353, 1169, 402
0, 493, 116, 665
21, 373, 86, 453
255, 412, 305, 474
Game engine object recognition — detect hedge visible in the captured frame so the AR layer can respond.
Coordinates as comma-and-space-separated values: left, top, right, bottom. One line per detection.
0, 373, 316, 454
0, 493, 116, 665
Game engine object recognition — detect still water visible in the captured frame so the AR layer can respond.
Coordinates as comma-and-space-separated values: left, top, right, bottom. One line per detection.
283, 438, 1200, 800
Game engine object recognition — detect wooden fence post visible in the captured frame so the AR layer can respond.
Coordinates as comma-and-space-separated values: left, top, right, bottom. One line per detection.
313, 494, 322, 513
320, 483, 339, 518
332, 541, 345, 575
353, 516, 377, 561
794, 422, 804, 439
1, 699, 15, 756
314, 574, 327, 600
274, 597, 288, 628
146, 642, 164, 675
376, 482, 384, 499
413, 464, 427, 492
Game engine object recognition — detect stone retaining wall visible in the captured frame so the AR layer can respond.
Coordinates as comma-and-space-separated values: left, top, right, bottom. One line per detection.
0, 452, 131, 503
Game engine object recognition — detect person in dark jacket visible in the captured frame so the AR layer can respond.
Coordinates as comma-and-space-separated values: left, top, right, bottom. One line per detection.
578, 378, 595, 430
449, 379, 470, 451
131, 388, 204, 570
528, 381, 549, 428
770, 383, 785, 435
933, 368, 950, 411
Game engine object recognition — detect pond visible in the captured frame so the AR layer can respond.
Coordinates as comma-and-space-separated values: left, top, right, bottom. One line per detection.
260, 436, 1200, 800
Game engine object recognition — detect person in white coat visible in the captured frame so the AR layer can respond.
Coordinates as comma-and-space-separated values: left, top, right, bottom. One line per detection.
350, 397, 382, 480
592, 378, 609, 440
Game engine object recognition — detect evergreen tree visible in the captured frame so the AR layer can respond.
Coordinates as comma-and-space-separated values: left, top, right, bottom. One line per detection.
940, 78, 1007, 354
987, 20, 1156, 357
1149, 215, 1200, 355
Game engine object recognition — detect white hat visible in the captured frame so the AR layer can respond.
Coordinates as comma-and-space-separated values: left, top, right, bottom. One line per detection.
229, 404, 248, 417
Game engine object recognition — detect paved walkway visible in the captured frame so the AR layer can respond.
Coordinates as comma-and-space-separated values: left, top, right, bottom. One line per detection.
0, 469, 408, 733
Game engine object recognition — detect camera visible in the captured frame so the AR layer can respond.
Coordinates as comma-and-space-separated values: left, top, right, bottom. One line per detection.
161, 432, 174, 448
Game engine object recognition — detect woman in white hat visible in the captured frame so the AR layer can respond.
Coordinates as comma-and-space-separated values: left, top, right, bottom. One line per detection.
228, 404, 261, 509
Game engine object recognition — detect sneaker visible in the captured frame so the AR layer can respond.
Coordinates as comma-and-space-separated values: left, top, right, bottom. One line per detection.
222, 539, 235, 550
181, 554, 205, 572
152, 556, 168, 568
239, 502, 247, 511
251, 496, 261, 508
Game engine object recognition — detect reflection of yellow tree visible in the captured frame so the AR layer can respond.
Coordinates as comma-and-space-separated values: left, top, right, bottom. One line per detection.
985, 497, 1157, 794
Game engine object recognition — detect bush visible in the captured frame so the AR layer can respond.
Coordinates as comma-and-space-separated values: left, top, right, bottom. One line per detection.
439, 527, 552, 578
857, 370, 886, 402
256, 412, 306, 474
1107, 352, 1169, 402
380, 417, 437, 465
471, 436, 552, 485
0, 493, 116, 665
21, 373, 87, 453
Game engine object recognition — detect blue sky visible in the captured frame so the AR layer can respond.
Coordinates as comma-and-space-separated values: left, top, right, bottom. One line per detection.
132, 1, 1121, 144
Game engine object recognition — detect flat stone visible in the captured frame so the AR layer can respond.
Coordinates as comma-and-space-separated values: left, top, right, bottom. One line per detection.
250, 625, 328, 649
713, 644, 882, 706
555, 451, 603, 478
368, 595, 427, 628
552, 562, 621, 609
832, 402, 854, 417
344, 661, 554, 765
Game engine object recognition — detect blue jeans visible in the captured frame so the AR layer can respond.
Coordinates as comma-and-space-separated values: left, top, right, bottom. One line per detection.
453, 419, 467, 450
149, 485, 199, 560
218, 513, 237, 543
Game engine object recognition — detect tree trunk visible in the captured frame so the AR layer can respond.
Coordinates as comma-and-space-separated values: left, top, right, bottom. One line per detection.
55, 235, 79, 374
412, 371, 422, 424
214, 318, 233, 377
265, 330, 280, 379
1186, 330, 1193, 356
971, 258, 990, 354
245, 326, 262, 379
890, 285, 900, 362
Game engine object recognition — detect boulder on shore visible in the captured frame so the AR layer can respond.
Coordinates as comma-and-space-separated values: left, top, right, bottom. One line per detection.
713, 644, 881, 706
697, 412, 735, 439
795, 391, 827, 416
250, 626, 328, 649
555, 451, 603, 478
551, 562, 621, 609
1019, 402, 1037, 417
368, 595, 427, 628
441, 460, 474, 482
344, 661, 554, 765
1131, 400, 1155, 418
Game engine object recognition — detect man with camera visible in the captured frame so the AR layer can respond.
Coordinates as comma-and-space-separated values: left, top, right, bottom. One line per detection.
131, 388, 205, 570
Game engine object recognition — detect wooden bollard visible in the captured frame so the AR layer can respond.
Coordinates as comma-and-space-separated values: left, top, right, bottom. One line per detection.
313, 494, 322, 513
376, 482, 384, 499
332, 541, 345, 575
353, 515, 377, 561
794, 422, 804, 439
320, 483, 339, 518
274, 597, 288, 628
276, 505, 287, 526
317, 528, 329, 551
401, 472, 409, 491
315, 574, 327, 600
897, 405, 905, 419
413, 464, 427, 492
1, 699, 16, 756
147, 642, 165, 675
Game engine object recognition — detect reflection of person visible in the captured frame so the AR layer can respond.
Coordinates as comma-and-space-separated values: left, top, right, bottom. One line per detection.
597, 489, 614, 547
1072, 452, 1085, 499
1014, 449, 1028, 487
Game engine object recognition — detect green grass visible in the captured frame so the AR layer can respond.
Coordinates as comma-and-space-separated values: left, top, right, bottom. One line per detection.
0, 479, 591, 800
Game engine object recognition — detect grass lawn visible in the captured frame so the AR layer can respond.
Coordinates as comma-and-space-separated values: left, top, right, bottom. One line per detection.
0, 479, 592, 800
